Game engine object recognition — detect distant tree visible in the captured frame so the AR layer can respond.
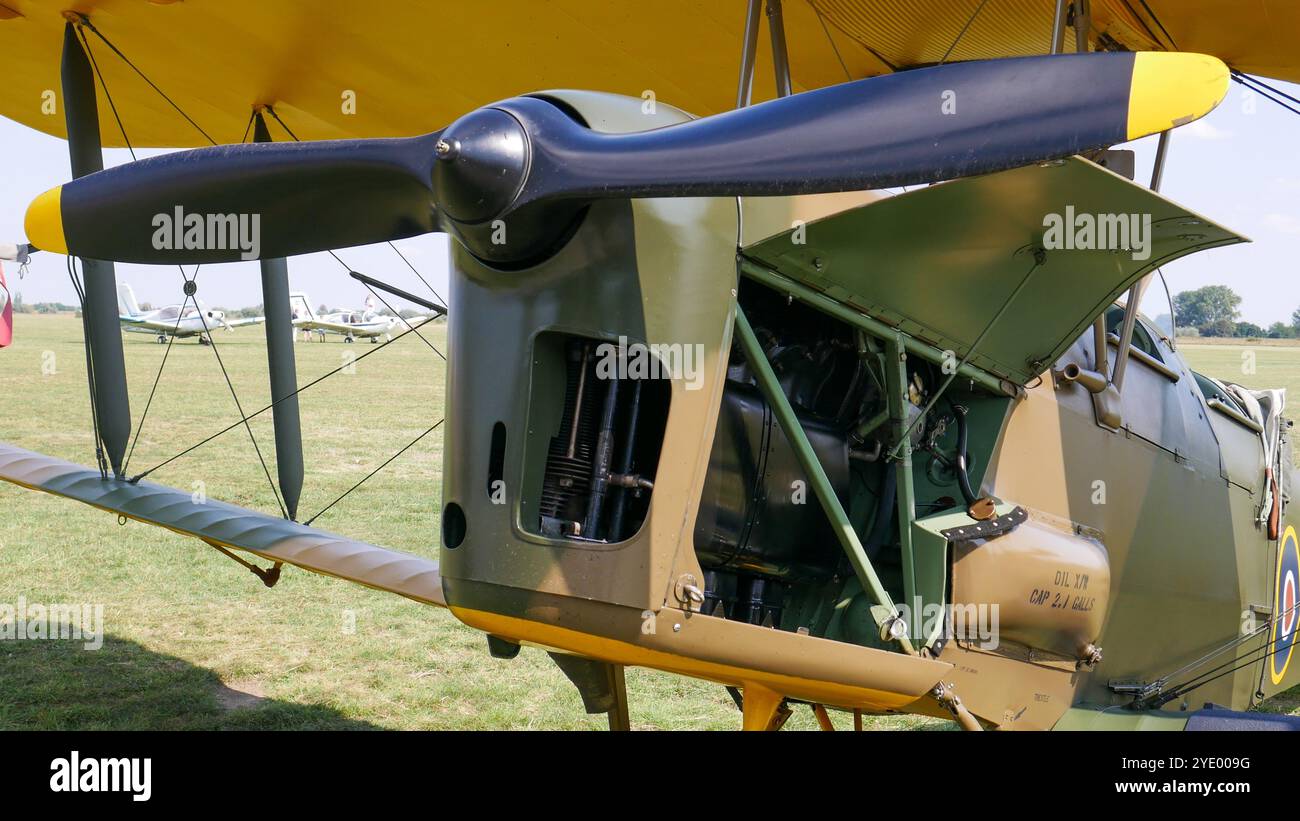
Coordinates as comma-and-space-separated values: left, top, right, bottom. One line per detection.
1267, 322, 1297, 339
1235, 321, 1266, 338
1200, 318, 1237, 338
1174, 285, 1241, 330
1152, 313, 1174, 336
139, 301, 153, 312
1293, 306, 1300, 332
318, 303, 329, 315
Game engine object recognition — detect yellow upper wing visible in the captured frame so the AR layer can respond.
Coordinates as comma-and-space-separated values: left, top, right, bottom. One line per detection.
0, 0, 1291, 148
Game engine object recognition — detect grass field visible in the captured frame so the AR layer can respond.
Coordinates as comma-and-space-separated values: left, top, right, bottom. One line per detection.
0, 316, 1295, 730
0, 314, 941, 730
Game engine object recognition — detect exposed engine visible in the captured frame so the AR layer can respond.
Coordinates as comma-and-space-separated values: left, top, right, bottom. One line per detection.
693, 281, 988, 628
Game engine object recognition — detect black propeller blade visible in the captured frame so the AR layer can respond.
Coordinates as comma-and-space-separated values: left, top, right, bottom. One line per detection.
26, 51, 1227, 265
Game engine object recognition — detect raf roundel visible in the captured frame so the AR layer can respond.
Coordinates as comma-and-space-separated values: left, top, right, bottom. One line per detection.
1271, 527, 1300, 686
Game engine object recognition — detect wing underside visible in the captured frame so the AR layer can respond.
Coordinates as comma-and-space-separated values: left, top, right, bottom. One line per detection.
0, 1, 1293, 148
0, 442, 445, 608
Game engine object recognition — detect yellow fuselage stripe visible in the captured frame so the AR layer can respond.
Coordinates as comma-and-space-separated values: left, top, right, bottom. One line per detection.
450, 605, 921, 712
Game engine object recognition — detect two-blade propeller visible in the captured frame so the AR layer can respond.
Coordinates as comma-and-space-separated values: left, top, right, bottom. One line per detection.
25, 51, 1228, 265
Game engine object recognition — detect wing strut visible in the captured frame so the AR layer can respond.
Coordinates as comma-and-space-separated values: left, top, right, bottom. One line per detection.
253, 110, 306, 521
62, 20, 131, 477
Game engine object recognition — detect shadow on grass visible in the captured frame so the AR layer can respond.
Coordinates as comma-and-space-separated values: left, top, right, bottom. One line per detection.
0, 634, 381, 730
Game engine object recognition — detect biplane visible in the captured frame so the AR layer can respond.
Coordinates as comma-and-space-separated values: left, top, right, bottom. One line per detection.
1, 0, 1299, 730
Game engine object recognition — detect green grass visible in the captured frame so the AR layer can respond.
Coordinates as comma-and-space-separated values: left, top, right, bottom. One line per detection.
0, 314, 944, 730
1179, 338, 1300, 467
2, 317, 1293, 730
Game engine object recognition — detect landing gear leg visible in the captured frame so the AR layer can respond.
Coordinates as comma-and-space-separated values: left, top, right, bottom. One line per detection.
547, 653, 631, 731
738, 682, 790, 731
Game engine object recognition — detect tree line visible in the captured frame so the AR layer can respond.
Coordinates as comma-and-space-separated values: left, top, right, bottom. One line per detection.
1173, 285, 1299, 339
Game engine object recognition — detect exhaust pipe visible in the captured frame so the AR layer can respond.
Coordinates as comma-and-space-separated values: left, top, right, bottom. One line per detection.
1058, 362, 1109, 395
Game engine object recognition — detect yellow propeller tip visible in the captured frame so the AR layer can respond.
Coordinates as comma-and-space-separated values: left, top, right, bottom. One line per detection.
24, 186, 67, 256
1127, 52, 1230, 141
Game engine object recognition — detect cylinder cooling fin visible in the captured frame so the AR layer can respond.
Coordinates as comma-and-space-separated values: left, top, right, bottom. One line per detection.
524, 332, 670, 544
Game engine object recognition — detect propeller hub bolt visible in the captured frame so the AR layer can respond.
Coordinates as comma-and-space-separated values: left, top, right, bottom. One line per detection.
435, 138, 457, 159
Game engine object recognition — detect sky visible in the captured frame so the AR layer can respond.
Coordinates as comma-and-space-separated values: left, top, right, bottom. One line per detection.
0, 121, 452, 315
0, 78, 1298, 324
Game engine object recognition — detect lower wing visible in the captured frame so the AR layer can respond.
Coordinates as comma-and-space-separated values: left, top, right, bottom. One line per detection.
0, 442, 445, 607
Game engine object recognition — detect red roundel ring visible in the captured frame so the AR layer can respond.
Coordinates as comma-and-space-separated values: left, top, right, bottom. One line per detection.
1271, 526, 1300, 685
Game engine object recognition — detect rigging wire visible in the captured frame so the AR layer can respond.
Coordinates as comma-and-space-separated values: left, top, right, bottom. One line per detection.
326, 251, 446, 360
66, 14, 442, 525
77, 25, 137, 162
1231, 70, 1300, 118
129, 322, 429, 482
303, 420, 443, 526
262, 104, 301, 143
1150, 633, 1290, 709
386, 241, 448, 309
261, 106, 449, 307
182, 267, 288, 519
1134, 596, 1300, 708
939, 0, 991, 65
76, 15, 218, 146
122, 291, 195, 474
238, 108, 257, 145
67, 257, 108, 479
812, 7, 853, 82
65, 18, 284, 512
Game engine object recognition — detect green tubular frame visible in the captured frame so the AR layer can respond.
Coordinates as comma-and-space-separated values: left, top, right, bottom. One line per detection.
739, 258, 1013, 397
733, 306, 915, 654
734, 257, 1018, 653
882, 331, 918, 610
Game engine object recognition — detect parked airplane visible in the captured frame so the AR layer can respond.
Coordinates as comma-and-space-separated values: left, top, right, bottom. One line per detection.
289, 291, 433, 343
118, 283, 263, 344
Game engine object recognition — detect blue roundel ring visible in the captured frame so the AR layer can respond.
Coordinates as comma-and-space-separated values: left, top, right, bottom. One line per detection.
1271, 526, 1300, 686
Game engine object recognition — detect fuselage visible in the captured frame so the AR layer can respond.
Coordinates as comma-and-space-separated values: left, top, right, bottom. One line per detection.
121, 303, 228, 337
435, 90, 1294, 730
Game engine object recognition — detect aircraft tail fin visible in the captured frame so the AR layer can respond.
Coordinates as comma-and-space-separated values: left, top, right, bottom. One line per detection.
118, 282, 141, 317
289, 291, 314, 320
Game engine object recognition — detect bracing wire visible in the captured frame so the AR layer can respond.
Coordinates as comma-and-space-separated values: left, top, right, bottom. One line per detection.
67, 15, 442, 524
130, 322, 429, 482
182, 267, 288, 519
326, 251, 446, 360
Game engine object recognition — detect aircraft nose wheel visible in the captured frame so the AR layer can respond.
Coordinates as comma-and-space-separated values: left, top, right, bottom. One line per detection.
344, 336, 354, 343
156, 334, 167, 344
